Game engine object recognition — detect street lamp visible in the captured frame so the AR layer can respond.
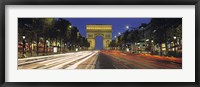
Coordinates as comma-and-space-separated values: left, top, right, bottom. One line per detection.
23, 36, 25, 39
151, 40, 154, 43
173, 36, 177, 52
46, 40, 49, 44
69, 25, 72, 28
114, 35, 117, 38
22, 35, 26, 58
126, 26, 129, 29
137, 43, 140, 53
75, 48, 78, 52
173, 36, 177, 39
46, 40, 49, 54
64, 43, 67, 52
151, 40, 154, 54
118, 32, 121, 35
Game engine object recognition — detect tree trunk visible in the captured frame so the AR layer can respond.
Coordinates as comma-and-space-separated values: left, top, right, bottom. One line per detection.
56, 37, 57, 46
56, 37, 58, 53
36, 33, 39, 56
43, 37, 46, 56
30, 36, 33, 57
159, 43, 162, 56
60, 37, 62, 53
49, 38, 51, 54
165, 42, 168, 56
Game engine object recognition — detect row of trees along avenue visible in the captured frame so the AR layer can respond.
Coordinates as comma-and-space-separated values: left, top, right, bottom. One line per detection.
109, 18, 182, 57
18, 18, 90, 58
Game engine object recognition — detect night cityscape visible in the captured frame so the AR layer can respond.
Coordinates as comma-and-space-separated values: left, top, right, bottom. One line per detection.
18, 18, 182, 69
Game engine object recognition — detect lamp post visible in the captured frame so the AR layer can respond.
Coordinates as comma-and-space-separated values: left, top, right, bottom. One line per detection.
46, 40, 49, 55
137, 43, 140, 53
22, 35, 26, 58
64, 43, 67, 52
173, 36, 177, 52
68, 25, 72, 51
145, 39, 149, 53
151, 40, 154, 54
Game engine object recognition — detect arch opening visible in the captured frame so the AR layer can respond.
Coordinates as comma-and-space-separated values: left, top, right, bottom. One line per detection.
95, 36, 103, 50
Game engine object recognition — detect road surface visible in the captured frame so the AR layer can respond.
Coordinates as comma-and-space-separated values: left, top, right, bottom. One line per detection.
98, 50, 182, 69
18, 51, 99, 69
18, 50, 182, 69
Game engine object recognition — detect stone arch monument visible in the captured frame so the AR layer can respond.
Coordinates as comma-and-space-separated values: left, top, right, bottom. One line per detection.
86, 24, 112, 50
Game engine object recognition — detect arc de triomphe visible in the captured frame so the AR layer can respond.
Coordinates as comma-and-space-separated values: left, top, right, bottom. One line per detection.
86, 24, 112, 50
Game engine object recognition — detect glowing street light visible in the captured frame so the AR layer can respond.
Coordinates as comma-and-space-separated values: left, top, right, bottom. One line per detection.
46, 40, 49, 43
118, 32, 121, 35
22, 35, 26, 58
173, 36, 177, 52
75, 48, 78, 51
69, 25, 72, 28
22, 36, 26, 39
46, 40, 49, 54
46, 40, 50, 46
114, 35, 117, 38
126, 26, 129, 29
173, 36, 177, 39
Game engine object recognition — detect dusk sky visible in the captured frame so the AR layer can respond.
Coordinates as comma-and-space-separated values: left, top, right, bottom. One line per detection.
65, 18, 151, 49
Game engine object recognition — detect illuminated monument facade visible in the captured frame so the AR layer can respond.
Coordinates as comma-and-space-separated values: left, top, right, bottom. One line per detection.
86, 24, 112, 50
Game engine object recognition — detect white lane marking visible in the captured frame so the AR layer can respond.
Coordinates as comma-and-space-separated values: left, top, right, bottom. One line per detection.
37, 54, 85, 69
18, 51, 92, 65
18, 53, 77, 65
41, 51, 91, 65
85, 52, 99, 69
36, 51, 94, 69
49, 52, 94, 69
66, 51, 98, 69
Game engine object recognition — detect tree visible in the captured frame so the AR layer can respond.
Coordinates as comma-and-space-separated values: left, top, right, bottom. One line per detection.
122, 30, 130, 44
150, 18, 182, 55
54, 18, 71, 52
109, 40, 117, 49
31, 18, 45, 56
43, 18, 55, 55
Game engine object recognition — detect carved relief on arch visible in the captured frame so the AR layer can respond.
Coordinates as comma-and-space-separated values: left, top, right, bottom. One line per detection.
87, 33, 94, 38
94, 33, 104, 37
105, 34, 111, 38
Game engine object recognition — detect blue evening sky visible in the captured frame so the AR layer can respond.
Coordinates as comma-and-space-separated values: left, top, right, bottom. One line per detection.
65, 18, 151, 50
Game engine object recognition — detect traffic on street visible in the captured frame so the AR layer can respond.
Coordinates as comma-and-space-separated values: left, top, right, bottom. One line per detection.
18, 50, 182, 69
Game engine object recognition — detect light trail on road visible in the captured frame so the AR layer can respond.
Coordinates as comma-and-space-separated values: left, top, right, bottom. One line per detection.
100, 50, 182, 69
18, 50, 182, 69
18, 51, 99, 69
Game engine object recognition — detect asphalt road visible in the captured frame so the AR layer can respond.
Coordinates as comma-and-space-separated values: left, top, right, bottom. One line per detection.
97, 51, 182, 69
18, 51, 99, 69
95, 52, 116, 69
18, 50, 182, 69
